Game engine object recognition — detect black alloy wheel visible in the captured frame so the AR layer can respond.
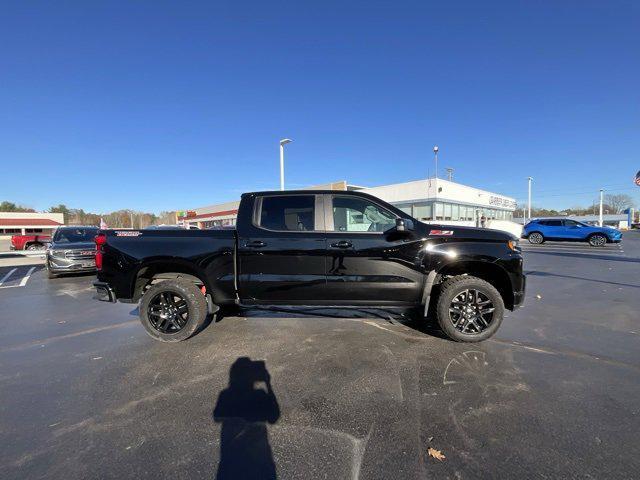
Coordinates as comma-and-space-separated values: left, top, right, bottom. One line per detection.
435, 275, 504, 342
147, 291, 190, 333
448, 288, 496, 334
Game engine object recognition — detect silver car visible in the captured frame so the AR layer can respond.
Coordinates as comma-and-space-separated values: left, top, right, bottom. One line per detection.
46, 226, 99, 279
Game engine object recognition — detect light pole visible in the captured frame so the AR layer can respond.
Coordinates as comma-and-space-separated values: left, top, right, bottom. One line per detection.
527, 177, 533, 222
279, 139, 292, 191
599, 189, 604, 227
433, 146, 439, 179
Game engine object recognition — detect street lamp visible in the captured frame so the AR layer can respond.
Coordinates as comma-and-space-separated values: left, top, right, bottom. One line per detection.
527, 177, 533, 222
433, 146, 439, 179
599, 189, 604, 227
279, 138, 292, 191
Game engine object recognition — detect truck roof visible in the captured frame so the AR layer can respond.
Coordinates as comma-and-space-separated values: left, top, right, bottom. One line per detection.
242, 189, 372, 197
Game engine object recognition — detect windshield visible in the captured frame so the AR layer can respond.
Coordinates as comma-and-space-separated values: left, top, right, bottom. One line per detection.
53, 228, 99, 244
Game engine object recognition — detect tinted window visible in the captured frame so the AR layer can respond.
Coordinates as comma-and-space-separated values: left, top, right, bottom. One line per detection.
332, 196, 396, 232
53, 228, 98, 243
564, 220, 581, 227
546, 220, 563, 226
259, 196, 315, 231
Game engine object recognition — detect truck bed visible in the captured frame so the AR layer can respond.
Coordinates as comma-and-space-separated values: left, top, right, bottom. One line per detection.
97, 228, 237, 304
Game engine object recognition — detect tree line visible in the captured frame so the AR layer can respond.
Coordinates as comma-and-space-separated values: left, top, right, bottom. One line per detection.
0, 201, 176, 228
516, 193, 636, 218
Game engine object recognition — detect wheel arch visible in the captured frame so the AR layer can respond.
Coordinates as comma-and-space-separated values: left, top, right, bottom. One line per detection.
131, 259, 213, 303
436, 260, 515, 310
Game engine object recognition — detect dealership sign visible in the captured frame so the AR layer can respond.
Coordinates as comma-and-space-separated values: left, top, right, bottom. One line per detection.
489, 196, 517, 209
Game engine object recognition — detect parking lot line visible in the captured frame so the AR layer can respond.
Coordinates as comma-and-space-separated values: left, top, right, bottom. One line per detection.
0, 268, 17, 286
18, 267, 36, 286
0, 266, 37, 289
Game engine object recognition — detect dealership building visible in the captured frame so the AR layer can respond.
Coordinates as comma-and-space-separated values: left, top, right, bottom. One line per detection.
0, 212, 65, 239
177, 178, 517, 229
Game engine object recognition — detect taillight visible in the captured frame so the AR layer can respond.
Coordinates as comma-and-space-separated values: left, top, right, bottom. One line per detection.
95, 233, 106, 270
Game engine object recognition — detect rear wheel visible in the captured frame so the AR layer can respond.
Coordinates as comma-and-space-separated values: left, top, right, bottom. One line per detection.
588, 233, 607, 247
139, 279, 208, 342
527, 232, 544, 244
26, 243, 45, 251
435, 275, 504, 342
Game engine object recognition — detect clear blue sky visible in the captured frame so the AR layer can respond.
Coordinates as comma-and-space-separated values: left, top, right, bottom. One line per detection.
1, 0, 639, 213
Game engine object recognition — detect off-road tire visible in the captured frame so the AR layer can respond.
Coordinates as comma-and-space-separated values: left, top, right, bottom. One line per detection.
527, 232, 544, 244
139, 279, 208, 342
588, 233, 607, 247
436, 275, 505, 342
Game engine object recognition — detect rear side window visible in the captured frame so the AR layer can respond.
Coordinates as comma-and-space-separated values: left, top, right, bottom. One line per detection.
258, 195, 315, 231
546, 220, 563, 226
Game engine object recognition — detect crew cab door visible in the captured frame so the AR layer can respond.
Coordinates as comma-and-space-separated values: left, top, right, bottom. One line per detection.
236, 194, 327, 303
323, 194, 424, 305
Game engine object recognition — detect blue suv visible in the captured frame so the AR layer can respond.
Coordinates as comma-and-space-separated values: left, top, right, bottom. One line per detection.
523, 219, 622, 247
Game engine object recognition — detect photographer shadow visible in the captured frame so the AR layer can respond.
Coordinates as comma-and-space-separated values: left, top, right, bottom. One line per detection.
213, 357, 280, 480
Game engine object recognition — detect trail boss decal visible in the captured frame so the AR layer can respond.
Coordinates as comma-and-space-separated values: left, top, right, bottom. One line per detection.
429, 229, 454, 236
115, 231, 142, 237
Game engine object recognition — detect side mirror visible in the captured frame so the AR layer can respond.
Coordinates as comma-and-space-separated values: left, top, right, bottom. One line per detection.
395, 218, 413, 232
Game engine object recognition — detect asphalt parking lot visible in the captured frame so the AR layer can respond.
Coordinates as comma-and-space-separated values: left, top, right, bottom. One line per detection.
1, 234, 639, 479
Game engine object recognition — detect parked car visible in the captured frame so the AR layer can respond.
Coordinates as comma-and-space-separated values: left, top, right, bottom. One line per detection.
523, 218, 622, 246
94, 190, 525, 343
46, 226, 99, 278
10, 234, 51, 251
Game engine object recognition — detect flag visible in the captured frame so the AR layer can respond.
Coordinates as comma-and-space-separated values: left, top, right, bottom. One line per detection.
100, 218, 108, 229
635, 170, 640, 187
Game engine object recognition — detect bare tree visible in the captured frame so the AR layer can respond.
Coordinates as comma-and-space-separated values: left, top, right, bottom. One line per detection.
604, 194, 635, 214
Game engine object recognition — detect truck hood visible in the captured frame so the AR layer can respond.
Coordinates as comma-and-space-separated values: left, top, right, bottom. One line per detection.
50, 241, 96, 251
416, 222, 517, 242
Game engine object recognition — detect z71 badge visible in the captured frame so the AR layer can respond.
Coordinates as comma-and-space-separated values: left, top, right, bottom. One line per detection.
429, 229, 454, 236
115, 231, 142, 237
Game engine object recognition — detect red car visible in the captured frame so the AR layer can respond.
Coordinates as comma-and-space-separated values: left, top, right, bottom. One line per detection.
10, 234, 51, 251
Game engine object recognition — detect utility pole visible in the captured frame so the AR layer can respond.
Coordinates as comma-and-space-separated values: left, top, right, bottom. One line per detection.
279, 139, 292, 191
446, 167, 454, 182
130, 211, 134, 229
527, 177, 533, 222
599, 189, 604, 227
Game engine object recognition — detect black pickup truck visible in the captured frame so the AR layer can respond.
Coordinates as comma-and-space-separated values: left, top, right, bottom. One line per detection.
94, 190, 525, 343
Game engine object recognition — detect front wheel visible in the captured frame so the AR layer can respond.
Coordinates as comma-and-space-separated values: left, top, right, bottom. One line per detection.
26, 244, 44, 251
588, 234, 607, 247
435, 275, 505, 342
527, 232, 544, 244
139, 279, 209, 342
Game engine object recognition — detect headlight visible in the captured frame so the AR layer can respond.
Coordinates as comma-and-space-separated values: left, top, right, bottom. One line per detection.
49, 249, 66, 258
508, 240, 520, 252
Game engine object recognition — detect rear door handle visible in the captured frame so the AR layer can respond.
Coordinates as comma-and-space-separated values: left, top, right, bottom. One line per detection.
330, 240, 352, 249
246, 240, 266, 248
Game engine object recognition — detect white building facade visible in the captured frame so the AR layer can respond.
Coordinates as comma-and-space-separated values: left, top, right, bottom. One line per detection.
362, 178, 517, 226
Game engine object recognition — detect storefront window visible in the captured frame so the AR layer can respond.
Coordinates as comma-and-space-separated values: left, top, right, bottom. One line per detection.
434, 203, 444, 220
414, 203, 433, 220
397, 204, 413, 216
451, 204, 459, 220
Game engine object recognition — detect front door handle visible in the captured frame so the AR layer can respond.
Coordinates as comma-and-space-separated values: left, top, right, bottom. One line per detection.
246, 240, 266, 248
330, 240, 352, 249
